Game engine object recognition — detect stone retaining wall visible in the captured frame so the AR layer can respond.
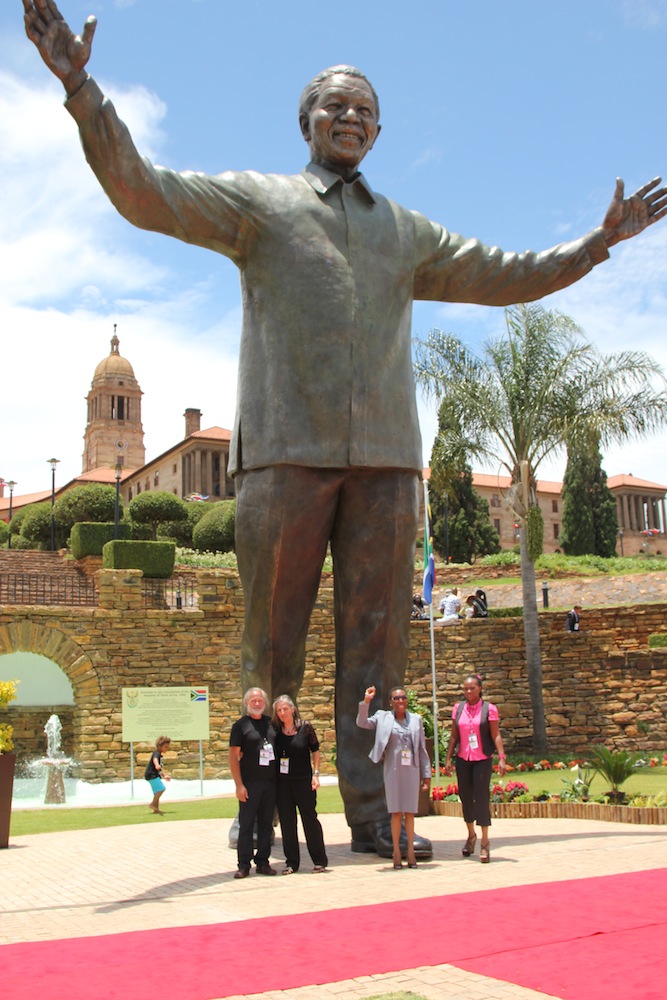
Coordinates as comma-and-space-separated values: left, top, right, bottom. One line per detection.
1, 568, 666, 780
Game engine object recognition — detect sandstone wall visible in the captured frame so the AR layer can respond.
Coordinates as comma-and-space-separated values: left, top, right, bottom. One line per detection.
1, 568, 666, 780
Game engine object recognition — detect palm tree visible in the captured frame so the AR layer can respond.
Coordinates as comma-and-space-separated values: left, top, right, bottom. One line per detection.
414, 303, 667, 753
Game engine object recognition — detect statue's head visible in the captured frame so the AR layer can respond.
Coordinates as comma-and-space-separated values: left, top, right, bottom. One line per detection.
299, 66, 381, 176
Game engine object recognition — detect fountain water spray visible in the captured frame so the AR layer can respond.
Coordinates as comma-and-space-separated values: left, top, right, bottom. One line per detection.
30, 714, 74, 804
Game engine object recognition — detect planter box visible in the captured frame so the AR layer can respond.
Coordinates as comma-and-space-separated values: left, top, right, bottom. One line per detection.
0, 752, 16, 849
431, 799, 667, 825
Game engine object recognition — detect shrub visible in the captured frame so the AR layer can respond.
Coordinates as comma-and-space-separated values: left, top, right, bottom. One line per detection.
158, 502, 210, 546
648, 633, 667, 648
589, 745, 643, 804
55, 484, 120, 533
128, 492, 188, 540
19, 502, 60, 549
6, 506, 30, 538
488, 606, 523, 618
70, 521, 132, 559
192, 500, 236, 553
406, 689, 448, 766
0, 678, 18, 753
0, 520, 7, 546
102, 540, 176, 578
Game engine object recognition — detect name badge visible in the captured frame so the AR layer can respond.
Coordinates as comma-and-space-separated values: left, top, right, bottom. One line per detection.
468, 732, 479, 750
401, 749, 413, 766
280, 757, 290, 774
259, 741, 275, 766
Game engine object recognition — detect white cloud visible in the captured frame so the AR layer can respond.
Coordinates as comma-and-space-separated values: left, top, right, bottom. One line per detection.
417, 223, 667, 486
0, 71, 240, 496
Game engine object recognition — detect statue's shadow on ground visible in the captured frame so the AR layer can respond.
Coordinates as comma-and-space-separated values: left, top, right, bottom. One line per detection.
95, 872, 228, 913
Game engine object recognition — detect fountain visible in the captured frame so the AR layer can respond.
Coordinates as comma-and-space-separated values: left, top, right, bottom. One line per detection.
29, 714, 74, 804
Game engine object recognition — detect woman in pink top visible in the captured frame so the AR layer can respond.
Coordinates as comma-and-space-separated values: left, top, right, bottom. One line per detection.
444, 673, 506, 863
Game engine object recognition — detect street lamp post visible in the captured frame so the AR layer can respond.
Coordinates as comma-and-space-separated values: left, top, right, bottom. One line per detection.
47, 458, 59, 552
7, 480, 17, 549
114, 462, 123, 539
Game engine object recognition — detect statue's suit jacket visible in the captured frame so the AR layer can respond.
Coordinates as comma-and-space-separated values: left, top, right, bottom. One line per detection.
66, 79, 610, 479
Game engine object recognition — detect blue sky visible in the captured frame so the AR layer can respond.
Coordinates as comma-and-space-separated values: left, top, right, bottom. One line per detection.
2, 0, 667, 497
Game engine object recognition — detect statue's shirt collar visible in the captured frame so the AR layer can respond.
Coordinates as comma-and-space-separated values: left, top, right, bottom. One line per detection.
301, 161, 377, 205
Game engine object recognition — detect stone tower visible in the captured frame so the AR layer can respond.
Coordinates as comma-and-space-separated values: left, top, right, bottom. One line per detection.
82, 328, 145, 472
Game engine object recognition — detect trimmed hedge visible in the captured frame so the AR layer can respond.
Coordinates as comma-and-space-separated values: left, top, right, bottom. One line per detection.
648, 633, 667, 648
102, 540, 176, 579
488, 606, 523, 618
71, 521, 131, 559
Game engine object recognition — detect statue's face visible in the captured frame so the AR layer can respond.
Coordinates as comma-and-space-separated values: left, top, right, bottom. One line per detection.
300, 73, 380, 174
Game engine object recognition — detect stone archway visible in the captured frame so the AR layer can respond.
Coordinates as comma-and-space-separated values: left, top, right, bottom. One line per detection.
0, 622, 98, 759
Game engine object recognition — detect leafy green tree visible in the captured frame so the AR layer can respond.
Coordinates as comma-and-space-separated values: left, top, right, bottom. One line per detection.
128, 491, 188, 540
18, 502, 59, 549
559, 446, 596, 555
192, 500, 236, 553
157, 501, 210, 546
560, 433, 618, 556
0, 520, 8, 546
8, 505, 30, 538
590, 453, 619, 559
54, 484, 120, 535
429, 421, 499, 562
415, 303, 667, 753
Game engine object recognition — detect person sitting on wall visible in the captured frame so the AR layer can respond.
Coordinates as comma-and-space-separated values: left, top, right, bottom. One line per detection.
438, 588, 462, 624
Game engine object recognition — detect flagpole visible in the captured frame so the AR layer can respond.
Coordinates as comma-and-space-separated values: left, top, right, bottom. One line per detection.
423, 480, 441, 789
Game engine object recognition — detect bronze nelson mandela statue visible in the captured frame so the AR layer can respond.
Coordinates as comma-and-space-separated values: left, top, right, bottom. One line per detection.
24, 0, 667, 858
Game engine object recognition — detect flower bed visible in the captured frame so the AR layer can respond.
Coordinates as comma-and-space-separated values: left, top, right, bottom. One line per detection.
431, 799, 667, 824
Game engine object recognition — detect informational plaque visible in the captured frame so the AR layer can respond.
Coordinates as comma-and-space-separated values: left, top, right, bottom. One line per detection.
121, 686, 210, 742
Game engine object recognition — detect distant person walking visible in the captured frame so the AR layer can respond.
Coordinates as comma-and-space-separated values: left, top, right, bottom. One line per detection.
566, 605, 582, 632
145, 736, 172, 814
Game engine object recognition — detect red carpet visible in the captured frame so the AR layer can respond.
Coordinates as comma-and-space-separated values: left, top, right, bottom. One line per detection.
2, 869, 666, 999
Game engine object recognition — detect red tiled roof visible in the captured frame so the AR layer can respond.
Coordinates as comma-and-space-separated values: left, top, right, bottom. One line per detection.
190, 427, 232, 441
425, 469, 666, 495
606, 474, 667, 491
0, 489, 51, 514
70, 467, 136, 485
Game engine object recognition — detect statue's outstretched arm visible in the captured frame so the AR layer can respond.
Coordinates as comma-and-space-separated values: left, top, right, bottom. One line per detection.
23, 0, 96, 96
602, 176, 667, 247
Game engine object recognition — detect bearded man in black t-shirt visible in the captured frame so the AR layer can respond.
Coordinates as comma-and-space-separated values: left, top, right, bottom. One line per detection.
229, 687, 278, 878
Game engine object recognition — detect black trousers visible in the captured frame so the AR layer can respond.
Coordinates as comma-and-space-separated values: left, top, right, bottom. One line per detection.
277, 777, 328, 870
237, 779, 276, 867
235, 466, 419, 829
455, 756, 494, 828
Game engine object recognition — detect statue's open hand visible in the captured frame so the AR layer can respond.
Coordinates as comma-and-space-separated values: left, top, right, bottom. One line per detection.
602, 176, 667, 247
23, 0, 96, 92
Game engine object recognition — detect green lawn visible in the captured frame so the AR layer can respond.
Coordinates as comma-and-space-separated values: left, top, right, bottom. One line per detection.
9, 770, 666, 838
9, 784, 346, 837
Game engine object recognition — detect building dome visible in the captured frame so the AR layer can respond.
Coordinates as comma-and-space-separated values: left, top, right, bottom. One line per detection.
93, 332, 137, 383
82, 327, 145, 474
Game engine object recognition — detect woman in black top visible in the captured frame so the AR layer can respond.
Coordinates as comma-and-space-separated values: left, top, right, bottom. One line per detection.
272, 695, 328, 874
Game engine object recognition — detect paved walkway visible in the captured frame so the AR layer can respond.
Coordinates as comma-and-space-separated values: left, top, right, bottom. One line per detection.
2, 809, 665, 999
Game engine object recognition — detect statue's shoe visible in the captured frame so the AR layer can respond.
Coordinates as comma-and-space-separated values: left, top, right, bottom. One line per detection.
350, 819, 432, 859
